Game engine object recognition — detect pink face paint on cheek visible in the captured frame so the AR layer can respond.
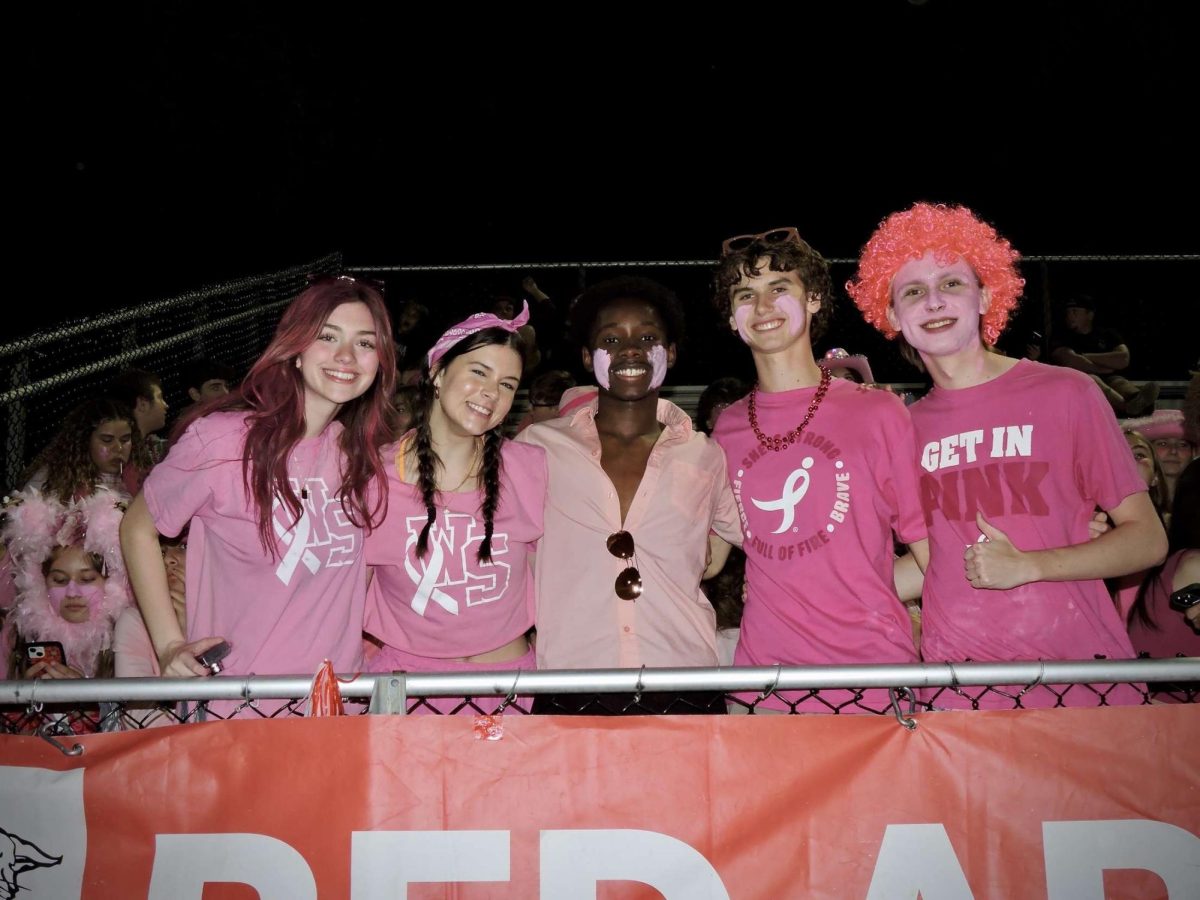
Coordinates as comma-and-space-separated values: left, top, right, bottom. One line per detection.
592, 348, 612, 390
648, 345, 668, 389
733, 305, 753, 343
775, 294, 806, 336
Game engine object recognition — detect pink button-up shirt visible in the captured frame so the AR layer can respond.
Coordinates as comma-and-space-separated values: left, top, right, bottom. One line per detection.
516, 398, 742, 669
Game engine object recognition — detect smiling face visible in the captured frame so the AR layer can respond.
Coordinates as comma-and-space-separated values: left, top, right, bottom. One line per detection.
887, 251, 991, 359
45, 545, 106, 625
296, 301, 381, 427
584, 298, 676, 402
432, 343, 523, 437
88, 417, 133, 475
727, 262, 822, 356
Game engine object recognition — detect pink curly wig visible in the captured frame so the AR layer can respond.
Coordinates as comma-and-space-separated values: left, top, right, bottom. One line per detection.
1, 488, 132, 675
846, 203, 1025, 346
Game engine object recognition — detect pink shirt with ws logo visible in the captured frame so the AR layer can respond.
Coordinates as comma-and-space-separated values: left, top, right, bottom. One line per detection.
364, 439, 547, 659
714, 380, 926, 679
143, 412, 368, 677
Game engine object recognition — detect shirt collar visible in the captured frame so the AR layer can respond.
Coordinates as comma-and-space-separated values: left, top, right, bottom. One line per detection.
569, 397, 694, 448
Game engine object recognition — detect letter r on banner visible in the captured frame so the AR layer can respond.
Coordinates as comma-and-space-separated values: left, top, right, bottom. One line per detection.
865, 824, 975, 900
351, 831, 510, 899
148, 834, 316, 900
541, 829, 730, 899
1043, 820, 1200, 899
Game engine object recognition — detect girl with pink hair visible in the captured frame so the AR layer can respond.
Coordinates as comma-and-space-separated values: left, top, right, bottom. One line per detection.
120, 276, 396, 681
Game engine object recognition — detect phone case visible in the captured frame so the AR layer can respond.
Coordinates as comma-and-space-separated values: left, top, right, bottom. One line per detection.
26, 642, 66, 667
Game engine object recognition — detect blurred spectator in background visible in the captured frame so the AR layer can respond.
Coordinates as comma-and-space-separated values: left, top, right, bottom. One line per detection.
695, 377, 749, 436
1124, 409, 1197, 507
106, 368, 169, 462
516, 370, 576, 433
395, 300, 435, 384
817, 347, 875, 384
1050, 295, 1158, 416
392, 385, 418, 437
180, 359, 234, 408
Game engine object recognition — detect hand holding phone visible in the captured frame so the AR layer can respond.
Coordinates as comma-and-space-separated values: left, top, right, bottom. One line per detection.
195, 640, 231, 674
25, 641, 67, 668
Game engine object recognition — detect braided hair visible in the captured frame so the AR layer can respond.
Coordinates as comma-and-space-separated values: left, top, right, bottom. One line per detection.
412, 326, 526, 563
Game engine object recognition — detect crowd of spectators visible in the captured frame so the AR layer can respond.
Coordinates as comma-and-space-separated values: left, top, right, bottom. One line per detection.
2, 207, 1196, 722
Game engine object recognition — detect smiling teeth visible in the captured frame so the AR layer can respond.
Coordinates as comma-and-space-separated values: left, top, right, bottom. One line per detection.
753, 320, 783, 331
467, 402, 492, 415
614, 368, 645, 376
324, 370, 355, 382
923, 319, 955, 330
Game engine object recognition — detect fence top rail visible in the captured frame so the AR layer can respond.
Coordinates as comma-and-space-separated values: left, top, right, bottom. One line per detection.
1, 658, 1195, 705
355, 252, 1200, 274
0, 252, 341, 360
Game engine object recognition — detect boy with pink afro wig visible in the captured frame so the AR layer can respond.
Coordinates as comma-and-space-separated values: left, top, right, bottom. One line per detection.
847, 202, 1167, 709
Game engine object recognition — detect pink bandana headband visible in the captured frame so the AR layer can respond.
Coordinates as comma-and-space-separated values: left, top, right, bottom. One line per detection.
426, 301, 531, 368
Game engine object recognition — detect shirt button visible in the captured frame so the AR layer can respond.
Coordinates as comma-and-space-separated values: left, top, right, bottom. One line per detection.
591, 450, 599, 457
623, 626, 631, 633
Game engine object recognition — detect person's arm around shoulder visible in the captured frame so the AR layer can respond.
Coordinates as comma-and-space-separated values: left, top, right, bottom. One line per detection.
120, 494, 224, 676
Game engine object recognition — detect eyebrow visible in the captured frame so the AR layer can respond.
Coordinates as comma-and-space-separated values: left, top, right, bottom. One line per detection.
321, 323, 377, 335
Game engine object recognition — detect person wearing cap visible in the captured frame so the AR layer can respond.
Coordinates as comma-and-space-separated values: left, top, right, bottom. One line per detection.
516, 276, 742, 714
363, 303, 547, 713
1125, 409, 1196, 506
1049, 293, 1159, 416
847, 202, 1167, 709
711, 227, 929, 714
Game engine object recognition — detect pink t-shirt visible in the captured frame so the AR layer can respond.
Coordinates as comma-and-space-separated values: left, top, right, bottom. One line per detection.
1128, 550, 1200, 660
143, 411, 368, 677
113, 607, 160, 678
364, 439, 546, 659
713, 379, 926, 711
910, 361, 1145, 709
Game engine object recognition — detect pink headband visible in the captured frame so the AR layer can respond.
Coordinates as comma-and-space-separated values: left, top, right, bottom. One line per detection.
426, 301, 531, 367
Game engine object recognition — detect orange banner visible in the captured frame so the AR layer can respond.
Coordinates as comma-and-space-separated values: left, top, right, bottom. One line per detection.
0, 706, 1197, 899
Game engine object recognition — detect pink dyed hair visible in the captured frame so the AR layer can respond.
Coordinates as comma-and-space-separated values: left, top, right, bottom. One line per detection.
174, 276, 397, 554
846, 203, 1024, 346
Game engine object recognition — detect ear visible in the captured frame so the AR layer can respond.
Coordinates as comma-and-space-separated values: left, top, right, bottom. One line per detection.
979, 285, 992, 316
807, 292, 822, 314
728, 313, 738, 333
885, 303, 901, 332
581, 345, 594, 373
294, 357, 302, 369
431, 364, 444, 391
134, 396, 150, 413
666, 342, 678, 369
188, 387, 201, 403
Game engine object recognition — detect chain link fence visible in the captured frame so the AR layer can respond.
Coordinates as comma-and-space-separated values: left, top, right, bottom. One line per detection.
3, 660, 1195, 746
356, 253, 1200, 391
1, 253, 342, 491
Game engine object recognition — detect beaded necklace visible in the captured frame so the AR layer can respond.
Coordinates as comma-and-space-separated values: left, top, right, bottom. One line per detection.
747, 367, 832, 452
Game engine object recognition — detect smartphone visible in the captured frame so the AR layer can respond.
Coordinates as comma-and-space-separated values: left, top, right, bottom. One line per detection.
25, 641, 67, 668
1168, 583, 1200, 613
196, 641, 232, 674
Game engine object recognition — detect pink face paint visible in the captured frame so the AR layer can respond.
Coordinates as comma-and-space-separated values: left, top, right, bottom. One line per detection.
732, 293, 807, 344
648, 344, 668, 389
48, 582, 105, 619
592, 348, 612, 390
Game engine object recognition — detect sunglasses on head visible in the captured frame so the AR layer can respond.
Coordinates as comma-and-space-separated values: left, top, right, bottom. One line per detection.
721, 227, 803, 256
607, 530, 643, 601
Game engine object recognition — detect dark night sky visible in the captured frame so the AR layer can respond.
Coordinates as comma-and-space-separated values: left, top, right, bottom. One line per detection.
11, 2, 1196, 337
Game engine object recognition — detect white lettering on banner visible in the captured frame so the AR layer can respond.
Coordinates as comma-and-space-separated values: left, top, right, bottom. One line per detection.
147, 833, 316, 900
130, 820, 1200, 896
350, 831, 509, 899
865, 824, 975, 900
540, 830, 730, 899
1043, 820, 1200, 899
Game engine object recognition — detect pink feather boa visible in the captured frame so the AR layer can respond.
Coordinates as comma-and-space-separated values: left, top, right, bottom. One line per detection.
1, 488, 132, 676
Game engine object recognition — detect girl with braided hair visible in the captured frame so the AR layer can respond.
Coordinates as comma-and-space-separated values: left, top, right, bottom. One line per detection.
364, 303, 546, 714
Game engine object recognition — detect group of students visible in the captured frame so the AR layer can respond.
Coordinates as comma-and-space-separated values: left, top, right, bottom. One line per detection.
2, 204, 1196, 717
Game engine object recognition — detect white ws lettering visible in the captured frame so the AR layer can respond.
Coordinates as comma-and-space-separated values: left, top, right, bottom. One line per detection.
921, 426, 1033, 473
403, 512, 511, 617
